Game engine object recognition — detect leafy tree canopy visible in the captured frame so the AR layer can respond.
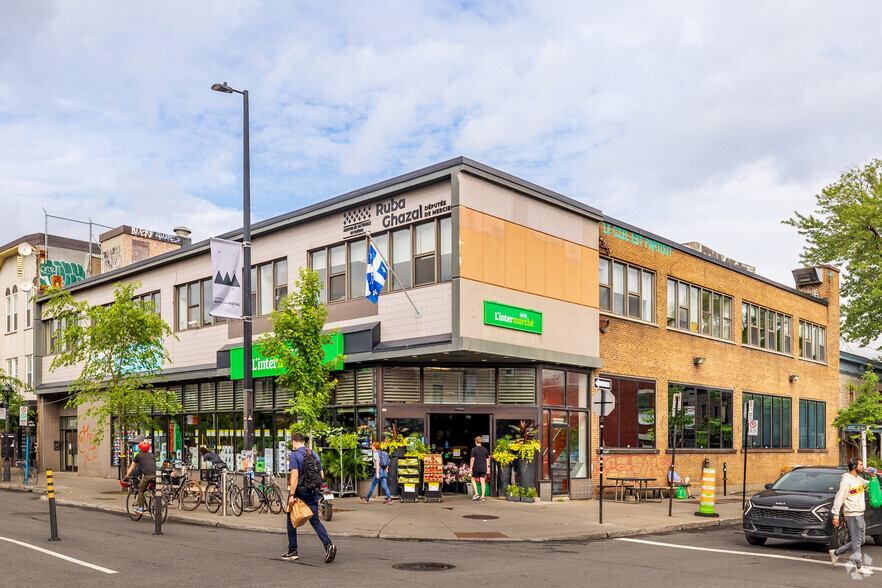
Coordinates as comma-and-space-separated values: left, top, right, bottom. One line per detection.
784, 160, 882, 347
260, 268, 344, 445
43, 281, 180, 445
832, 368, 882, 444
0, 371, 34, 433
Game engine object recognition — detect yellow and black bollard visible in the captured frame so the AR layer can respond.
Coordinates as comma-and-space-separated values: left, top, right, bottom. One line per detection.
153, 474, 163, 536
47, 469, 60, 541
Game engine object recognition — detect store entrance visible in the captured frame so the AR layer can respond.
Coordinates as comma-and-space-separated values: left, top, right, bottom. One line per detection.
428, 414, 491, 493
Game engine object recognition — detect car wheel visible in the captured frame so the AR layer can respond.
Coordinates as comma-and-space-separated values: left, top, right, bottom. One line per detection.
873, 533, 882, 546
830, 521, 850, 550
745, 534, 767, 546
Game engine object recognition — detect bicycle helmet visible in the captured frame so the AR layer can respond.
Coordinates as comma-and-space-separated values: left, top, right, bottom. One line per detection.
138, 440, 150, 452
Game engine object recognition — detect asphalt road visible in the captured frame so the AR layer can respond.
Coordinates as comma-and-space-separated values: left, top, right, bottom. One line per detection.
2, 490, 881, 587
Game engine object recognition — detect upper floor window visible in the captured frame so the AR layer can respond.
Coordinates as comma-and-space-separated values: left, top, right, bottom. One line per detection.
741, 303, 792, 354
666, 279, 732, 340
310, 216, 451, 304
5, 286, 18, 333
249, 259, 287, 315
6, 357, 18, 380
599, 258, 654, 321
134, 291, 162, 315
175, 279, 230, 330
25, 355, 33, 388
44, 316, 76, 354
799, 320, 826, 362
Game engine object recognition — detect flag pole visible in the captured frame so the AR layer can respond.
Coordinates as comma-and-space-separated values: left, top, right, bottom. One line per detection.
366, 232, 422, 318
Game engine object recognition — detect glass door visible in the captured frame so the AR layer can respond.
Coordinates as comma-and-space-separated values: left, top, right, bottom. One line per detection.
63, 429, 78, 472
549, 410, 569, 494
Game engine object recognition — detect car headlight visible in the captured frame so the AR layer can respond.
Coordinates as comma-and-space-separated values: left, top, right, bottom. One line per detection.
812, 503, 832, 522
744, 500, 754, 516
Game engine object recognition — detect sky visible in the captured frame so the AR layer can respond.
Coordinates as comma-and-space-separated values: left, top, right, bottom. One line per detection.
2, 1, 881, 353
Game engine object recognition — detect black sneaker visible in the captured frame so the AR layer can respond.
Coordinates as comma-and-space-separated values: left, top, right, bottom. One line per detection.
281, 551, 299, 561
324, 544, 337, 563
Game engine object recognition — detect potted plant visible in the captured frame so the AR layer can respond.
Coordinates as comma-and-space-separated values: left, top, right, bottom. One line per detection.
522, 487, 538, 503
492, 435, 516, 497
382, 423, 410, 457
506, 483, 522, 502
443, 462, 459, 493
509, 420, 540, 490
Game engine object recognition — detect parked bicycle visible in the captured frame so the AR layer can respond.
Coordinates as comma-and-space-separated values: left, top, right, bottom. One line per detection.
240, 470, 284, 514
160, 463, 202, 511
15, 459, 38, 485
204, 468, 243, 516
122, 476, 169, 523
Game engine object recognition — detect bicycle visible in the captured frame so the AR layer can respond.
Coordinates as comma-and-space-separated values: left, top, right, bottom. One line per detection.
203, 468, 243, 516
123, 476, 169, 523
160, 463, 203, 511
15, 460, 38, 485
240, 470, 284, 514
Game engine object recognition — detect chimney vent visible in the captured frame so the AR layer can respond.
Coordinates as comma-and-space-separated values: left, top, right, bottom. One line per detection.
173, 226, 192, 239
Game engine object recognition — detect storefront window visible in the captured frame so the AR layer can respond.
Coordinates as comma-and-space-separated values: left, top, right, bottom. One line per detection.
668, 384, 733, 449
382, 366, 421, 403
336, 408, 355, 431
253, 412, 273, 472
424, 367, 494, 404
183, 414, 198, 467
498, 368, 536, 404
216, 412, 241, 469
799, 399, 826, 449
569, 411, 588, 479
601, 375, 656, 448
357, 408, 377, 446
743, 392, 792, 449
275, 411, 295, 474
542, 369, 565, 406
566, 373, 587, 408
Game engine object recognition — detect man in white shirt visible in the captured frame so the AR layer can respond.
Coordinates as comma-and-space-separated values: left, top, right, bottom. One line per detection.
829, 458, 872, 575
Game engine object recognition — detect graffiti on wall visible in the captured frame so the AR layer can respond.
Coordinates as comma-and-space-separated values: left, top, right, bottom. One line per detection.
592, 453, 672, 479
39, 260, 86, 287
77, 424, 98, 462
103, 245, 122, 272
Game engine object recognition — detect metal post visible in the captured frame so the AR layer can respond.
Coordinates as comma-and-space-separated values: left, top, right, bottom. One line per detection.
723, 462, 727, 496
153, 472, 163, 535
47, 469, 60, 541
222, 470, 228, 516
598, 387, 605, 525
24, 434, 29, 484
2, 386, 9, 483
742, 404, 749, 511
669, 395, 678, 517
241, 89, 254, 457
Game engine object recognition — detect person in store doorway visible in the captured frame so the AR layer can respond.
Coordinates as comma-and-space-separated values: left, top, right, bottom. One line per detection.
829, 457, 873, 575
469, 436, 490, 501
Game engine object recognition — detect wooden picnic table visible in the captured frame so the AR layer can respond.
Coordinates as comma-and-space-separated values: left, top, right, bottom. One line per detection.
606, 476, 663, 502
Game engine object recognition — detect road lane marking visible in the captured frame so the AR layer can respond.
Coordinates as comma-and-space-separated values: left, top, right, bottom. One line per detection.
616, 538, 881, 572
0, 536, 118, 574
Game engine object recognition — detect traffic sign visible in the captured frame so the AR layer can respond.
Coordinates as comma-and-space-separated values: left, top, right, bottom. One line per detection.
19, 406, 27, 426
748, 420, 759, 436
672, 393, 682, 412
592, 390, 616, 417
594, 377, 612, 390
746, 400, 754, 421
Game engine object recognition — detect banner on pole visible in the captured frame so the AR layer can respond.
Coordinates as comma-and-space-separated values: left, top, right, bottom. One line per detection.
209, 238, 243, 319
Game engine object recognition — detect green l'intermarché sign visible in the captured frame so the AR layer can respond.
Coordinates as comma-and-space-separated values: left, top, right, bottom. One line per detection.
229, 332, 344, 380
483, 301, 542, 334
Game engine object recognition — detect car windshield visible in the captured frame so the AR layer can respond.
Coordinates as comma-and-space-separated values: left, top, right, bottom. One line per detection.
771, 470, 842, 493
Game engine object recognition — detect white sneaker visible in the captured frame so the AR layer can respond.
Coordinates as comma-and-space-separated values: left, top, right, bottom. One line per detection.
856, 567, 874, 576
829, 549, 838, 567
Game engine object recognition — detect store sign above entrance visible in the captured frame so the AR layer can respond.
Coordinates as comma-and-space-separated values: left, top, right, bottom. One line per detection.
483, 301, 542, 334
602, 222, 672, 256
229, 333, 344, 380
341, 193, 451, 238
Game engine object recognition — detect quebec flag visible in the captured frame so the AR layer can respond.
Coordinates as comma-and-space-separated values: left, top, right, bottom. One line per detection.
365, 242, 388, 304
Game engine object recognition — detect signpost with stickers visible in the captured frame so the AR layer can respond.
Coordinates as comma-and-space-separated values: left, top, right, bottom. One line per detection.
743, 400, 755, 510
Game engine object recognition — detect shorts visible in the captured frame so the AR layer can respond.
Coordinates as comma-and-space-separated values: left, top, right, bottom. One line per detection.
473, 471, 487, 479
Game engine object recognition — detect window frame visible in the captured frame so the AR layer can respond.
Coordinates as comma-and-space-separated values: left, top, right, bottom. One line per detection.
798, 320, 827, 362
742, 391, 792, 449
175, 280, 230, 331
5, 286, 19, 333
666, 279, 733, 341
668, 384, 734, 449
598, 373, 657, 449
741, 302, 792, 354
599, 257, 655, 322
799, 399, 826, 449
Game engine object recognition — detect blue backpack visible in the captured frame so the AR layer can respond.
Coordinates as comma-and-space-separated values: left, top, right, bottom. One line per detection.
378, 450, 390, 469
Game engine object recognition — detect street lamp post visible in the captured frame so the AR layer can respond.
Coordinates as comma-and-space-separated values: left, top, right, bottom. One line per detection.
211, 82, 254, 457
1, 384, 12, 482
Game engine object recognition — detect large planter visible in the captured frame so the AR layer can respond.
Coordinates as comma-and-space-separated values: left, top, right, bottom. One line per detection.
357, 479, 372, 497
391, 447, 407, 458
496, 463, 513, 496
387, 458, 399, 496
514, 452, 538, 490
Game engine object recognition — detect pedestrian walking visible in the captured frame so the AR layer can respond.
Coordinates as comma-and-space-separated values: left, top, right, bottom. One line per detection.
360, 442, 392, 504
829, 457, 873, 575
282, 433, 337, 564
469, 436, 490, 501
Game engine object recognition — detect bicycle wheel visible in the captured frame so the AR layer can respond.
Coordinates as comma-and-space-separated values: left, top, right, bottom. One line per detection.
19, 466, 25, 483
179, 481, 202, 511
205, 482, 222, 513
242, 485, 261, 513
229, 486, 244, 516
126, 491, 143, 521
267, 486, 284, 515
27, 467, 37, 485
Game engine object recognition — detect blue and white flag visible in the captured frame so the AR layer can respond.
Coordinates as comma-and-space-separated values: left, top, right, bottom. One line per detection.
365, 242, 388, 304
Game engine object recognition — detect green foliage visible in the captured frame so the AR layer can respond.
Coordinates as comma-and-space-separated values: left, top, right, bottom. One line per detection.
0, 370, 34, 433
506, 483, 521, 496
784, 160, 882, 346
260, 268, 344, 446
404, 433, 430, 460
43, 281, 179, 445
508, 420, 540, 462
492, 435, 516, 467
833, 369, 882, 446
524, 487, 538, 498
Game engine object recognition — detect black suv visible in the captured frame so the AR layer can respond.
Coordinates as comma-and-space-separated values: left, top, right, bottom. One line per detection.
743, 466, 882, 548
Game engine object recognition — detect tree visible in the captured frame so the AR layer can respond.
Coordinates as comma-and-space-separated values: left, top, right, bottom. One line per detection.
0, 370, 34, 435
259, 268, 344, 447
832, 368, 882, 460
43, 281, 180, 449
784, 160, 882, 347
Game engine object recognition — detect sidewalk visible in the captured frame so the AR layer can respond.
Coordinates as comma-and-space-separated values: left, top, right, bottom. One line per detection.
0, 472, 749, 542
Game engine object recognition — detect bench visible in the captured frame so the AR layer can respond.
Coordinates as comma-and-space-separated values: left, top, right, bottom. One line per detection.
631, 485, 670, 502
598, 484, 633, 501
671, 482, 693, 497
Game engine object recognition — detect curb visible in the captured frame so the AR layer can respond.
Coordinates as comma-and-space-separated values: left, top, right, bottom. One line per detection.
8, 488, 740, 543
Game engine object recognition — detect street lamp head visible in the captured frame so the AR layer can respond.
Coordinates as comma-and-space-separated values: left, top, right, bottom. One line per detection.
0, 383, 11, 402
211, 82, 235, 94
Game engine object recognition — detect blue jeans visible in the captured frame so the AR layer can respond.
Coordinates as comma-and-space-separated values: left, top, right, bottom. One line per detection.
286, 488, 331, 552
365, 475, 390, 500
